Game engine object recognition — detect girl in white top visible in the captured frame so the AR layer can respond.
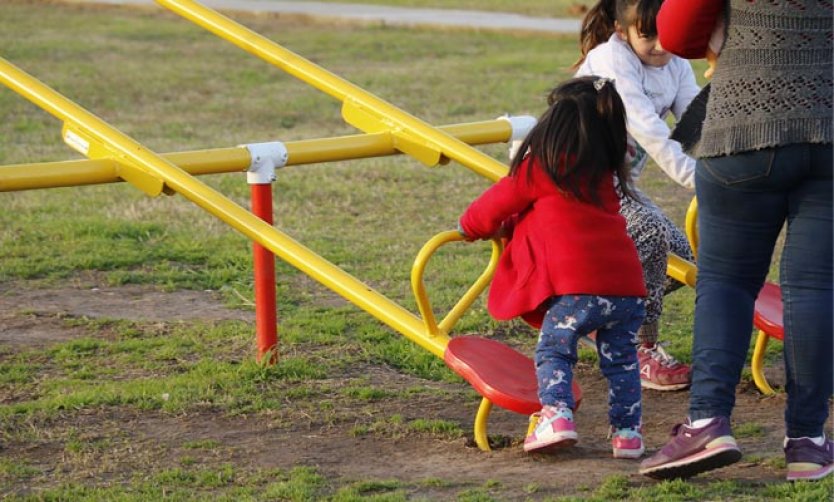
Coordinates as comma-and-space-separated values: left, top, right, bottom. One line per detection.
573, 0, 699, 392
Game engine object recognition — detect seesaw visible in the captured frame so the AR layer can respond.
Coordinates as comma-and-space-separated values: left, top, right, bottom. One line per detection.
1, 0, 579, 451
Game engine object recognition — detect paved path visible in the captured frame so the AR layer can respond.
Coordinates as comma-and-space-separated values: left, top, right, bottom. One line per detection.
78, 0, 581, 34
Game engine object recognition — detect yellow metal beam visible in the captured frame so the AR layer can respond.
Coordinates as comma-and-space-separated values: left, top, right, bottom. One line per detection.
685, 197, 699, 258
1, 120, 513, 192
666, 252, 697, 289
155, 0, 509, 183
0, 56, 450, 358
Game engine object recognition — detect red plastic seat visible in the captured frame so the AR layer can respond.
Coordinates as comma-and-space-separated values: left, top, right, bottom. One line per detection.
444, 335, 582, 450
751, 282, 784, 394
754, 282, 784, 341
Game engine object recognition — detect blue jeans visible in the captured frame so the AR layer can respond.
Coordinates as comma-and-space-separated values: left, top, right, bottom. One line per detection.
689, 143, 833, 438
536, 295, 645, 428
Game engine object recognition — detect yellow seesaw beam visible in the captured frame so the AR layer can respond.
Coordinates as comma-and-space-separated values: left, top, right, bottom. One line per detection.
0, 120, 515, 192
154, 0, 701, 292
0, 56, 453, 358
155, 0, 509, 184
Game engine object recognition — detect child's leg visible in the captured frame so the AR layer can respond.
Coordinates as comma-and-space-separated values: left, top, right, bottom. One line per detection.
595, 298, 646, 430
620, 196, 669, 345
525, 296, 599, 453
622, 195, 692, 391
536, 296, 597, 410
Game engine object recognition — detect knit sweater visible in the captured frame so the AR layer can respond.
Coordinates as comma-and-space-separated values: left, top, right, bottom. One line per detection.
661, 0, 832, 157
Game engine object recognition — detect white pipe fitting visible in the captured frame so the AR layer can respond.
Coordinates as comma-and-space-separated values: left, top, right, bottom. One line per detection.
241, 141, 288, 184
498, 114, 537, 162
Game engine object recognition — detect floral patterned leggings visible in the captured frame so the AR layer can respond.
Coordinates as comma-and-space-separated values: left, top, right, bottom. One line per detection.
536, 295, 645, 429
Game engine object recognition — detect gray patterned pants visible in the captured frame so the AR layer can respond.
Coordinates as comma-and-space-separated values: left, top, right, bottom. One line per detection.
621, 190, 694, 344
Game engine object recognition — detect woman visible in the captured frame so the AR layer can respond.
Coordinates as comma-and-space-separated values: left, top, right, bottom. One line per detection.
639, 0, 833, 481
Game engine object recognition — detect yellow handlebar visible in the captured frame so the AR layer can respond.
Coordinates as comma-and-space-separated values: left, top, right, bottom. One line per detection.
411, 231, 503, 339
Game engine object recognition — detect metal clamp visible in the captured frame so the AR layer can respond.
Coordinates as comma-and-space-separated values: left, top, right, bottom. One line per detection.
497, 114, 536, 162
241, 141, 288, 184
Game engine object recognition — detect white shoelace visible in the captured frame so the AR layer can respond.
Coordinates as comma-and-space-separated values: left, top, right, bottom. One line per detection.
643, 343, 680, 368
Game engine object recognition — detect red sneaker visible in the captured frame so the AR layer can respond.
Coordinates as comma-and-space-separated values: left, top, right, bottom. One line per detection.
638, 343, 690, 391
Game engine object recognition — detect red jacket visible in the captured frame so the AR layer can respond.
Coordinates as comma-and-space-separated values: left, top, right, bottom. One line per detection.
459, 157, 647, 328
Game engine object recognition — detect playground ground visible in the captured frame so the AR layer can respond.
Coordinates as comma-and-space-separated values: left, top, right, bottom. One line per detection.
1, 283, 827, 500
1, 1, 833, 500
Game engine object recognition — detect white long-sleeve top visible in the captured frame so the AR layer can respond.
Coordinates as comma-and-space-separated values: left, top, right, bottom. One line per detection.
575, 34, 700, 189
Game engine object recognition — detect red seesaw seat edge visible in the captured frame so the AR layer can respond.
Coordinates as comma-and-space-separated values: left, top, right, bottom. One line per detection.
754, 282, 784, 341
444, 335, 582, 415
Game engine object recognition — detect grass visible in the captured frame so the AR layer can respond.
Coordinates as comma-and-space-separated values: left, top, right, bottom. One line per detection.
0, 1, 811, 500
262, 0, 595, 17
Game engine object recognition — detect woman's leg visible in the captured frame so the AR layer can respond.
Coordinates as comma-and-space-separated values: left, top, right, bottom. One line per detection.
781, 144, 833, 438
690, 147, 802, 421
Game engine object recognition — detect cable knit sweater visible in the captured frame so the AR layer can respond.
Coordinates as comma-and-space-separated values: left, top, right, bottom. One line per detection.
659, 0, 832, 157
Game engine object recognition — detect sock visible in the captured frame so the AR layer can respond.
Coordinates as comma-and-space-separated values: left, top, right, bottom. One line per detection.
690, 418, 715, 428
637, 321, 659, 346
543, 403, 572, 416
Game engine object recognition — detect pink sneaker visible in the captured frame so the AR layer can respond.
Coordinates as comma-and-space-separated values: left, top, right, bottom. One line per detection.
611, 426, 645, 459
524, 406, 578, 453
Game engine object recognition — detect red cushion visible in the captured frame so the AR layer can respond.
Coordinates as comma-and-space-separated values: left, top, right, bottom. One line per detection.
754, 282, 784, 341
444, 335, 582, 415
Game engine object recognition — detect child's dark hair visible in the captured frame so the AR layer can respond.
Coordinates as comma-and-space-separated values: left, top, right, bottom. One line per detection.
509, 76, 635, 206
573, 0, 663, 69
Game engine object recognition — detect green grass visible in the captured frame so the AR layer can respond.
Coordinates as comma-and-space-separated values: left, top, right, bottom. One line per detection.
0, 1, 812, 500
262, 0, 596, 17
553, 474, 834, 502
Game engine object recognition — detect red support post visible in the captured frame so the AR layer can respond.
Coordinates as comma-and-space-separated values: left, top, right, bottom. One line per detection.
251, 182, 278, 364
244, 141, 286, 365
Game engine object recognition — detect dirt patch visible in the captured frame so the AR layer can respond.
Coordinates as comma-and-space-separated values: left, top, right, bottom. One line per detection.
0, 281, 253, 347
0, 284, 823, 499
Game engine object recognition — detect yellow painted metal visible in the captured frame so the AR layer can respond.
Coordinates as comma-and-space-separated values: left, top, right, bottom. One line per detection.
527, 412, 539, 437
61, 122, 168, 197
411, 231, 503, 337
663, 197, 698, 288
155, 0, 509, 183
1, 158, 120, 191
1, 120, 513, 193
474, 397, 494, 451
666, 252, 697, 288
685, 197, 699, 257
0, 56, 449, 358
751, 331, 776, 395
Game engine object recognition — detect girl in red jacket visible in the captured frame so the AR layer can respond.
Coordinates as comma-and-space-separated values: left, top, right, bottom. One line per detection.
459, 77, 648, 457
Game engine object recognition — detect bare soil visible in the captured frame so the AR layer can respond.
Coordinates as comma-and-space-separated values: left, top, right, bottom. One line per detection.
0, 282, 810, 499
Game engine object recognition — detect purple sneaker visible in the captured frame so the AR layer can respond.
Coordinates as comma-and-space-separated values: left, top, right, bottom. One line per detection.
639, 417, 742, 479
785, 436, 834, 481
